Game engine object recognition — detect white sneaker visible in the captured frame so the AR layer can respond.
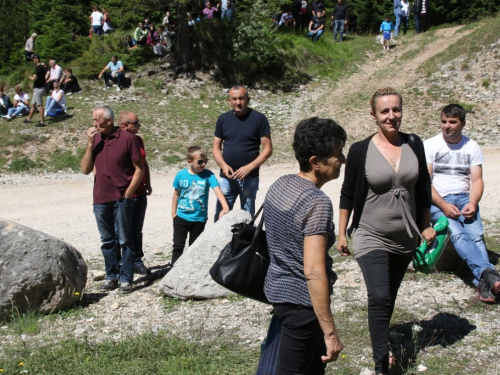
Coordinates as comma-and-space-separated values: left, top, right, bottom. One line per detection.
103, 86, 110, 90
4, 115, 11, 120
116, 87, 121, 92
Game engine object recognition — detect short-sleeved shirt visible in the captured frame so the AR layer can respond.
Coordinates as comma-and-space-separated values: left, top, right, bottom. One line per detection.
25, 37, 34, 52
91, 11, 104, 26
424, 134, 484, 197
14, 93, 29, 108
214, 109, 271, 178
127, 38, 137, 48
203, 7, 218, 18
311, 15, 325, 30
34, 64, 46, 89
134, 136, 147, 197
263, 174, 336, 307
173, 168, 220, 222
106, 60, 123, 73
92, 128, 142, 205
49, 65, 63, 81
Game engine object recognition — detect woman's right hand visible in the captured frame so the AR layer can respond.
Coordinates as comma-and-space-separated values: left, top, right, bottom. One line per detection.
322, 334, 344, 363
336, 235, 351, 257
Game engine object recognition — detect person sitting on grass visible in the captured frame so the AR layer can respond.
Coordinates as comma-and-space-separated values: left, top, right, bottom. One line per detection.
4, 85, 29, 120
279, 10, 296, 27
271, 10, 283, 29
98, 55, 125, 92
134, 21, 148, 45
203, 1, 220, 19
60, 68, 81, 95
0, 85, 13, 117
306, 9, 325, 42
126, 35, 138, 50
380, 15, 395, 50
44, 82, 66, 117
171, 146, 230, 265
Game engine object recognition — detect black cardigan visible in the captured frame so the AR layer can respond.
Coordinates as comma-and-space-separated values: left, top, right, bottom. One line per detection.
339, 132, 432, 237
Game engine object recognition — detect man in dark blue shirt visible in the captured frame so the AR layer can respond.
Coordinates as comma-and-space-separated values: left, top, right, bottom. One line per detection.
212, 86, 273, 220
331, 0, 348, 42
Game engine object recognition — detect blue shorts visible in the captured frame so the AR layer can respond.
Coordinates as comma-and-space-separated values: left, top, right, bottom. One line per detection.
383, 31, 391, 40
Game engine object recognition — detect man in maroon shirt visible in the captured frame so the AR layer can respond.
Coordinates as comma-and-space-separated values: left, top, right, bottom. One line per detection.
80, 105, 144, 293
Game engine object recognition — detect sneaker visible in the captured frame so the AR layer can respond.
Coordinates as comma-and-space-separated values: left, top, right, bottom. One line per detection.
134, 264, 151, 275
35, 122, 46, 127
477, 278, 497, 303
66, 92, 73, 96
116, 86, 121, 92
76, 90, 82, 94
23, 119, 32, 124
100, 279, 118, 291
103, 86, 110, 90
481, 268, 500, 294
4, 115, 11, 120
118, 282, 132, 293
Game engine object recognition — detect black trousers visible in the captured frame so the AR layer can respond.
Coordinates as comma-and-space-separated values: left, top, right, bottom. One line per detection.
357, 250, 412, 375
171, 216, 206, 264
273, 303, 327, 375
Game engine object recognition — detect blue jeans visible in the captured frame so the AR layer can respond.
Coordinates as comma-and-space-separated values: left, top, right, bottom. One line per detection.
93, 198, 136, 283
104, 72, 124, 88
114, 194, 147, 268
307, 29, 324, 42
430, 193, 493, 286
215, 175, 259, 221
45, 97, 64, 114
7, 106, 28, 117
333, 20, 344, 41
394, 12, 401, 35
92, 25, 103, 36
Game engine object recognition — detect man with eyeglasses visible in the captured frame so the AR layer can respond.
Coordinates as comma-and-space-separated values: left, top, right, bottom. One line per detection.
80, 105, 144, 293
212, 85, 273, 221
116, 111, 152, 276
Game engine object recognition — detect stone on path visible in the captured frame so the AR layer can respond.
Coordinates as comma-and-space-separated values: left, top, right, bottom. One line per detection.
0, 219, 87, 321
158, 210, 252, 300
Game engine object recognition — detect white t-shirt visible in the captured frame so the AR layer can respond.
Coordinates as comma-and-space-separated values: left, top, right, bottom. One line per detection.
14, 93, 29, 108
49, 65, 63, 81
401, 1, 410, 16
51, 90, 66, 108
424, 133, 484, 197
91, 11, 104, 26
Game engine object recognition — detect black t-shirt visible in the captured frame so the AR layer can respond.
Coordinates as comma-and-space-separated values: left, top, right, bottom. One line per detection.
332, 3, 348, 19
311, 15, 325, 30
34, 64, 46, 89
311, 1, 325, 13
214, 108, 271, 177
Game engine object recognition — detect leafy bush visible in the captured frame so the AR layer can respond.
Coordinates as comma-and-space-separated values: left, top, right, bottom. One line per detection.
9, 157, 36, 172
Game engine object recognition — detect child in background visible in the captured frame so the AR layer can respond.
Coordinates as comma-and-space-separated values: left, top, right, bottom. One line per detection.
171, 146, 230, 265
380, 15, 395, 50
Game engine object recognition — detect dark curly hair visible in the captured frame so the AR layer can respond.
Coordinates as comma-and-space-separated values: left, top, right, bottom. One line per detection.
293, 117, 347, 172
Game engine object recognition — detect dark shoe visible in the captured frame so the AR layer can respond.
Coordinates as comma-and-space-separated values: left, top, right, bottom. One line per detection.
118, 282, 133, 293
481, 268, 500, 294
100, 279, 118, 291
134, 264, 151, 275
23, 119, 32, 124
477, 278, 497, 303
35, 122, 46, 127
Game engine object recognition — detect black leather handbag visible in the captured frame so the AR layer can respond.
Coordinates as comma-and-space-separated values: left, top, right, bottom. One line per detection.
209, 205, 270, 304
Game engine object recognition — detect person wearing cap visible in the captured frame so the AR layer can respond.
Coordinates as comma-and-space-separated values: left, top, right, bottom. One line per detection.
24, 33, 37, 62
24, 54, 47, 127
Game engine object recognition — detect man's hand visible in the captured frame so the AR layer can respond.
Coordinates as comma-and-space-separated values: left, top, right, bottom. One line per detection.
232, 165, 253, 180
441, 201, 461, 219
461, 202, 477, 219
335, 235, 351, 257
86, 127, 99, 145
146, 184, 153, 195
221, 165, 234, 179
98, 72, 103, 79
322, 334, 343, 363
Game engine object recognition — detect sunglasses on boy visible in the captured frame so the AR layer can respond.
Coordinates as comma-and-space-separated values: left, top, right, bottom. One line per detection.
196, 159, 208, 165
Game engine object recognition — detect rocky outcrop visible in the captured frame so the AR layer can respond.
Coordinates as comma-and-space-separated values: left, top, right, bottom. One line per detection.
0, 219, 87, 321
159, 210, 252, 300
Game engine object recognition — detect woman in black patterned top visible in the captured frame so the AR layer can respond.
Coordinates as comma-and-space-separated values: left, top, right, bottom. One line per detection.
262, 117, 346, 374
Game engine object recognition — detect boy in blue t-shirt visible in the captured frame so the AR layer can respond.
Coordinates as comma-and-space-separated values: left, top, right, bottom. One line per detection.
171, 146, 230, 265
380, 16, 395, 50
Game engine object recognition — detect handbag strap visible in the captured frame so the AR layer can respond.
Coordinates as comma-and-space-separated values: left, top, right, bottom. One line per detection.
249, 204, 264, 226
251, 205, 265, 251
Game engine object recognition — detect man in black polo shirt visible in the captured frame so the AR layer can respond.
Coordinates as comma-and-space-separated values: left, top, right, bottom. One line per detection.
80, 105, 144, 293
212, 86, 273, 220
24, 55, 46, 127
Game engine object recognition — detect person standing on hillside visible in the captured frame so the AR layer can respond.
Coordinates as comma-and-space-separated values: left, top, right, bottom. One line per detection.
413, 0, 429, 33
80, 105, 144, 293
117, 111, 152, 275
393, 0, 402, 36
311, 0, 325, 17
89, 6, 104, 36
24, 33, 37, 63
212, 86, 273, 220
24, 55, 46, 127
425, 104, 500, 303
331, 0, 348, 42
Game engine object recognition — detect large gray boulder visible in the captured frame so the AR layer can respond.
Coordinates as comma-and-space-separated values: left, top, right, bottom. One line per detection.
159, 209, 252, 299
0, 219, 87, 321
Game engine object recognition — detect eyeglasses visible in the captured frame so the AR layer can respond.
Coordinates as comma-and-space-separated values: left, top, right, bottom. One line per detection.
196, 159, 208, 165
126, 120, 141, 127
